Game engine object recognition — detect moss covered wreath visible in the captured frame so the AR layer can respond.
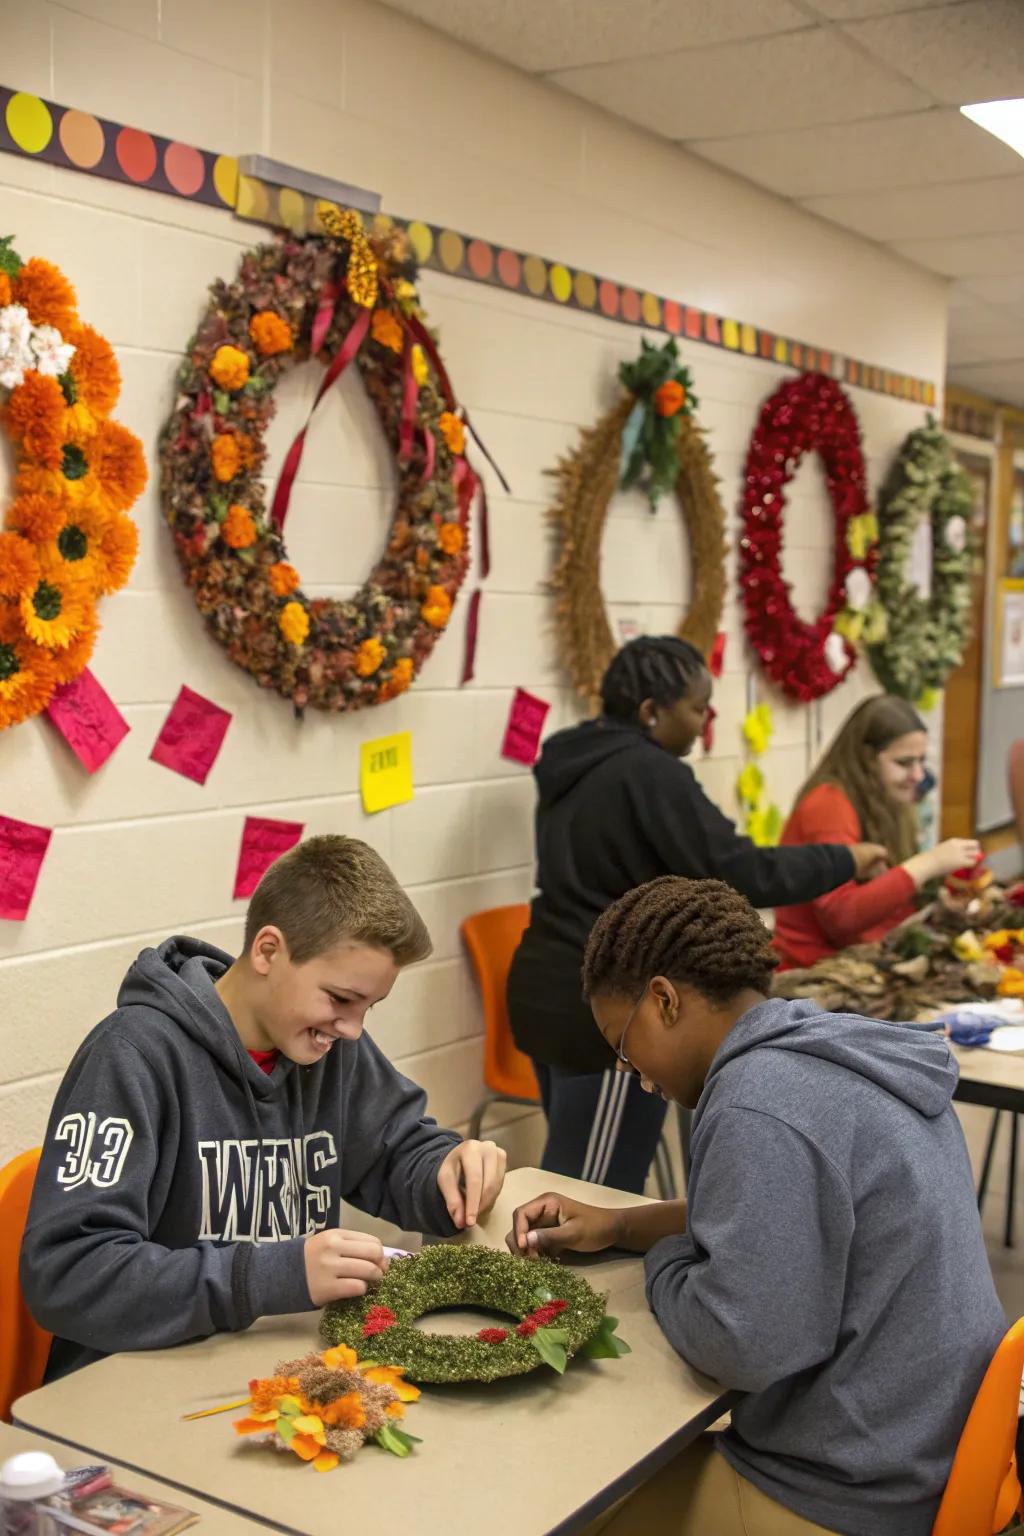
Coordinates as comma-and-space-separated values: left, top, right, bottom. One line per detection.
867, 418, 975, 706
161, 210, 483, 716
320, 1245, 629, 1385
550, 340, 726, 703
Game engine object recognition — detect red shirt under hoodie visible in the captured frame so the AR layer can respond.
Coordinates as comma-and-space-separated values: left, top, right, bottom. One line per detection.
774, 783, 916, 968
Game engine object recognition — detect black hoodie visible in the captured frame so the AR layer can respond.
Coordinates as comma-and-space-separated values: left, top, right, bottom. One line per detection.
20, 938, 460, 1379
507, 719, 855, 1071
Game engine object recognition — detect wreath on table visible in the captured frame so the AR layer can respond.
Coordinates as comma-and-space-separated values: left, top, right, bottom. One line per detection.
867, 418, 975, 706
739, 372, 880, 704
550, 339, 726, 704
0, 235, 145, 731
160, 212, 489, 717
321, 1245, 629, 1384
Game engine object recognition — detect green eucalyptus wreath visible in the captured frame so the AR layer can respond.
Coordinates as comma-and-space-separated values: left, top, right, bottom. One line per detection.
320, 1244, 628, 1384
868, 418, 975, 705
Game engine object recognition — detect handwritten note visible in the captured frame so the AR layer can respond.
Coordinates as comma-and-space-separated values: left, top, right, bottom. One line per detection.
150, 686, 232, 785
45, 668, 129, 773
501, 688, 550, 767
233, 816, 304, 899
0, 814, 53, 921
360, 732, 413, 814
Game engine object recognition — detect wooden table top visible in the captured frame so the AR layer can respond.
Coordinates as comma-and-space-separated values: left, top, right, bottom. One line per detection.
14, 1168, 732, 1536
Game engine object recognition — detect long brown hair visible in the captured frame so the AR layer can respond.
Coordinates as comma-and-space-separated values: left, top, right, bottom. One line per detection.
795, 695, 926, 862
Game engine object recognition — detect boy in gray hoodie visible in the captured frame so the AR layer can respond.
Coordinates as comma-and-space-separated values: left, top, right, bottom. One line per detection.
22, 835, 506, 1381
508, 876, 1005, 1536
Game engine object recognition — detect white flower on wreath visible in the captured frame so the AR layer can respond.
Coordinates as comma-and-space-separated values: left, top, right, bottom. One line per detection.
944, 514, 967, 555
30, 323, 75, 379
824, 630, 848, 675
844, 566, 872, 612
0, 303, 35, 391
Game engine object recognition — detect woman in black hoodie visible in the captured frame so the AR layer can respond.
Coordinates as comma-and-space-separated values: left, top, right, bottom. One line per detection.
506, 635, 887, 1193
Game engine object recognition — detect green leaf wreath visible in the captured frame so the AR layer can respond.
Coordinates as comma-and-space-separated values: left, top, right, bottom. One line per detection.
868, 418, 975, 705
618, 338, 699, 509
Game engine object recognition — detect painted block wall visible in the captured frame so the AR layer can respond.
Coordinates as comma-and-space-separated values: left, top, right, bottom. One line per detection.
0, 0, 949, 1169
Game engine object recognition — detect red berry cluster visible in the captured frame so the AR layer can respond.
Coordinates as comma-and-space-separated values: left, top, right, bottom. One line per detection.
361, 1304, 398, 1338
516, 1298, 567, 1337
476, 1327, 509, 1344
739, 372, 871, 702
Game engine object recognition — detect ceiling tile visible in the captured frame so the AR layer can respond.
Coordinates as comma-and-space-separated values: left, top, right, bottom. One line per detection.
961, 272, 1024, 305
891, 228, 1024, 275
379, 0, 808, 74
947, 320, 1024, 366
804, 0, 960, 16
946, 358, 1024, 405
843, 0, 1024, 106
802, 174, 1024, 240
691, 107, 1024, 196
548, 27, 929, 138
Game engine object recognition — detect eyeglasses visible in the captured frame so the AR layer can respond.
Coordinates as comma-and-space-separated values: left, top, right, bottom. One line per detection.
615, 988, 648, 1069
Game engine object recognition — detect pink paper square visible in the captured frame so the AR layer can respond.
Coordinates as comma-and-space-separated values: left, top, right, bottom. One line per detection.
150, 686, 232, 786
501, 688, 550, 767
45, 668, 130, 774
233, 816, 304, 900
0, 815, 53, 922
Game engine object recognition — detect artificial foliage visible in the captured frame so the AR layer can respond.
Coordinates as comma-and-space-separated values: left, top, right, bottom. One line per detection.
321, 1245, 627, 1384
867, 418, 975, 705
160, 214, 481, 717
0, 235, 145, 730
617, 338, 699, 510
550, 340, 725, 704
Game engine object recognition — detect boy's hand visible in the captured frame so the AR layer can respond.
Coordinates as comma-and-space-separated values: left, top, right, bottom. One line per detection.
437, 1139, 507, 1229
304, 1228, 388, 1306
506, 1192, 620, 1258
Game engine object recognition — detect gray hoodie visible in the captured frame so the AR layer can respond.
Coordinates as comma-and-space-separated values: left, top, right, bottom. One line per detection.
645, 997, 1005, 1536
21, 937, 460, 1380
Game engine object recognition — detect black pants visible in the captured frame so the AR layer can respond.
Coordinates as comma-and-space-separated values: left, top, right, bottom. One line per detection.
533, 1061, 669, 1196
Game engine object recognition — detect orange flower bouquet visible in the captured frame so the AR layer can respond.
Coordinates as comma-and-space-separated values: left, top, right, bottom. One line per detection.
233, 1343, 420, 1471
618, 337, 697, 510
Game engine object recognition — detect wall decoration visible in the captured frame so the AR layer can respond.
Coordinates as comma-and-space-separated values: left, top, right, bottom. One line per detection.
0, 234, 145, 732
993, 579, 1024, 689
161, 220, 491, 715
739, 372, 876, 704
550, 340, 726, 703
0, 812, 52, 921
0, 86, 937, 407
45, 669, 129, 773
360, 731, 413, 814
233, 815, 304, 899
736, 703, 782, 847
868, 419, 975, 705
502, 687, 550, 766
149, 684, 232, 785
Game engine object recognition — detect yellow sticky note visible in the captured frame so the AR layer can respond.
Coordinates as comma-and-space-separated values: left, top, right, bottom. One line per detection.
360, 732, 413, 814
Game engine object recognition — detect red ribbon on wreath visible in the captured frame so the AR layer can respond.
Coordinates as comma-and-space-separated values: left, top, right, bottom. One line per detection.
738, 372, 871, 703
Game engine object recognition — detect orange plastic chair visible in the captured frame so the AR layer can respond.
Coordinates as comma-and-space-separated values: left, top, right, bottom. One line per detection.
461, 904, 540, 1137
932, 1316, 1024, 1535
0, 1147, 50, 1422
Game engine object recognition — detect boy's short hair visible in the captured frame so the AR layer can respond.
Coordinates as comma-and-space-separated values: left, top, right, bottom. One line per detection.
244, 835, 432, 966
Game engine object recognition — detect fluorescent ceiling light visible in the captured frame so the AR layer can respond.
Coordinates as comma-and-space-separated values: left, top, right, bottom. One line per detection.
960, 98, 1024, 158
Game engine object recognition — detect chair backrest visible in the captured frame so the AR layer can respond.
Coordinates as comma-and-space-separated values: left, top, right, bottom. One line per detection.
932, 1315, 1024, 1536
460, 905, 539, 1101
1009, 740, 1024, 846
0, 1148, 50, 1422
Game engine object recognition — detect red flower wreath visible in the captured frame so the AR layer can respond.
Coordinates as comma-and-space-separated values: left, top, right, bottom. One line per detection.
739, 372, 872, 702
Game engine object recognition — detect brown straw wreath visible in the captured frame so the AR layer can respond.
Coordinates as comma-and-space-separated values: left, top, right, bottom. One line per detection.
549, 393, 727, 703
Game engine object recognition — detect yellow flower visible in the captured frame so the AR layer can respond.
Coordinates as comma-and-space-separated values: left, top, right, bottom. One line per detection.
361, 1365, 420, 1403
355, 637, 386, 676
952, 931, 984, 964
742, 704, 773, 756
63, 401, 97, 447
210, 345, 251, 392
20, 565, 94, 650
321, 1344, 358, 1371
278, 601, 310, 646
269, 561, 301, 597
846, 513, 878, 561
736, 762, 764, 808
439, 521, 465, 556
438, 412, 465, 456
833, 609, 864, 643
371, 309, 403, 353
411, 344, 428, 387
421, 584, 452, 629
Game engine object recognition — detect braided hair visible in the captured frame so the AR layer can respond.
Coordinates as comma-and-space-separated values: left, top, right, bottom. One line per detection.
601, 635, 707, 721
583, 876, 779, 1004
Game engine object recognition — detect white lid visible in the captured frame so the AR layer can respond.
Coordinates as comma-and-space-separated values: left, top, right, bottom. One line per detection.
0, 1450, 65, 1500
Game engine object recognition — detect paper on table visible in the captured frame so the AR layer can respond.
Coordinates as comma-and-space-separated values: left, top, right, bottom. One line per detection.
0, 813, 53, 921
360, 732, 413, 814
233, 816, 304, 899
150, 686, 232, 785
45, 668, 129, 773
501, 688, 550, 766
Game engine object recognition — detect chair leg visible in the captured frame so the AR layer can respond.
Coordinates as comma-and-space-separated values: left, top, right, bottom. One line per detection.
979, 1111, 1001, 1213
677, 1106, 693, 1186
1008, 1113, 1020, 1251
654, 1137, 677, 1202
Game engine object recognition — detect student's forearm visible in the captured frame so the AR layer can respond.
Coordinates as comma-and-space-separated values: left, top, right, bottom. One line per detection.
611, 1198, 687, 1252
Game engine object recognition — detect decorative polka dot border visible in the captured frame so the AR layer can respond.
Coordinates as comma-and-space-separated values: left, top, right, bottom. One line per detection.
0, 82, 935, 408
1, 85, 238, 209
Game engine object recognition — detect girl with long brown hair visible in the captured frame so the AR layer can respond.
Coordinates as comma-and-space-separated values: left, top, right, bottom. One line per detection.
774, 694, 980, 967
